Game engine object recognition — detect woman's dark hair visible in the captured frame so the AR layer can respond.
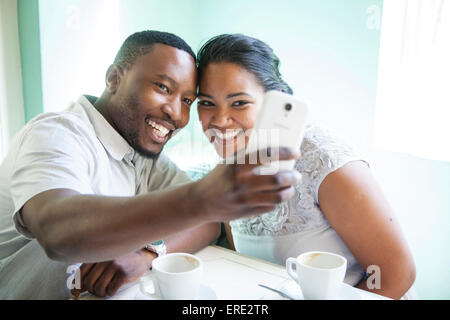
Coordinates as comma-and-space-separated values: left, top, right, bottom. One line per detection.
197, 34, 293, 95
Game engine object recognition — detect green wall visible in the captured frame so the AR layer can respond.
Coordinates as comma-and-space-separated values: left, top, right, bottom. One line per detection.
17, 0, 44, 122
0, 0, 26, 150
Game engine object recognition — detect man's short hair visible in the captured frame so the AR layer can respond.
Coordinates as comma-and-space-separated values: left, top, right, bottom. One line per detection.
113, 30, 196, 70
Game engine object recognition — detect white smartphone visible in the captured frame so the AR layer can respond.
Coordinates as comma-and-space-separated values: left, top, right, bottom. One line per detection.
246, 90, 309, 175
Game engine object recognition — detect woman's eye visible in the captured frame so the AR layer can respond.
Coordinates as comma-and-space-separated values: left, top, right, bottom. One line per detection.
198, 100, 215, 107
232, 101, 249, 107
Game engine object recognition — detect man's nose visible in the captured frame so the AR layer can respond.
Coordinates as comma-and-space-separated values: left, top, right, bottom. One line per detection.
161, 98, 183, 122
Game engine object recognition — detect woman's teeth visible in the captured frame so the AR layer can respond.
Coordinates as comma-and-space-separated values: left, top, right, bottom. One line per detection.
215, 130, 243, 141
146, 119, 170, 137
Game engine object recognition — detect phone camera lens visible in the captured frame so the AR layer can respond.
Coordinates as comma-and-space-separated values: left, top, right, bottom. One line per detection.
285, 103, 292, 111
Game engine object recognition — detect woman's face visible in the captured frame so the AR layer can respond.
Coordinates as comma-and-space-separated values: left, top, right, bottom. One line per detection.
197, 62, 265, 158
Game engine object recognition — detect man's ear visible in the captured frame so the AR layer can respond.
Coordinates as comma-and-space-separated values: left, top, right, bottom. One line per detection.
105, 64, 124, 94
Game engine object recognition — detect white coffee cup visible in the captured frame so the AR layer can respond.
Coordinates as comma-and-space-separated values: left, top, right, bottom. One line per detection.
139, 252, 203, 300
286, 251, 347, 300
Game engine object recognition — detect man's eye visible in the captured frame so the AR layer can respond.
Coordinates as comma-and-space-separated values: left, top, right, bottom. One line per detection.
183, 98, 193, 106
156, 83, 169, 93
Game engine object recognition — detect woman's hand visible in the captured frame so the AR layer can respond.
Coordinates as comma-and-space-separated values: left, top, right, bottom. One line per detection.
71, 249, 156, 298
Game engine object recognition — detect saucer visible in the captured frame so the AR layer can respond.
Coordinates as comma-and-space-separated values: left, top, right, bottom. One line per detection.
135, 284, 217, 300
279, 280, 361, 300
197, 284, 217, 300
279, 280, 304, 300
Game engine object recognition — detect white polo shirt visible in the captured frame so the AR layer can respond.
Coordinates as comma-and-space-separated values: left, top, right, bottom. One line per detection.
0, 95, 191, 299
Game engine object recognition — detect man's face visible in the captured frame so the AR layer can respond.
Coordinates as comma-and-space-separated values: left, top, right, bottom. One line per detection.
110, 43, 197, 158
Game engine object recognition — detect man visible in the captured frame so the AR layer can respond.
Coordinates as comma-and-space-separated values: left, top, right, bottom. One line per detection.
0, 31, 301, 299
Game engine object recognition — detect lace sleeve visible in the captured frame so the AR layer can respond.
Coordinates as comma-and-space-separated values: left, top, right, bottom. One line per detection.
296, 126, 369, 205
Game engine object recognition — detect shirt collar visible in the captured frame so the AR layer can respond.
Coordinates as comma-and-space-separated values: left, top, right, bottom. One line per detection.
77, 95, 135, 161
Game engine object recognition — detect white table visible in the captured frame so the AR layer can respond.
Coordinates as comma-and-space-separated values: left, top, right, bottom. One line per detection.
78, 245, 389, 300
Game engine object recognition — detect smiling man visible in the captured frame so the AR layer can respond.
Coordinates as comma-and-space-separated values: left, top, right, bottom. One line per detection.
0, 31, 301, 299
97, 33, 197, 158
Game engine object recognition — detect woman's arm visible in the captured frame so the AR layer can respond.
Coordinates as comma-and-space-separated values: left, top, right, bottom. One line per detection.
224, 222, 236, 251
318, 161, 416, 299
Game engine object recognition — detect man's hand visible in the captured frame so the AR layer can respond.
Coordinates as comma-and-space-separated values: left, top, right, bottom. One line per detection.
194, 146, 302, 222
71, 249, 155, 298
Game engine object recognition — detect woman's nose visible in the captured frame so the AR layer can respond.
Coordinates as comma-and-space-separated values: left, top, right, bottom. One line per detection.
210, 110, 232, 127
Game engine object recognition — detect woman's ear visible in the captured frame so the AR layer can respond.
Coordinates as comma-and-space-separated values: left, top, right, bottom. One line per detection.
105, 64, 124, 94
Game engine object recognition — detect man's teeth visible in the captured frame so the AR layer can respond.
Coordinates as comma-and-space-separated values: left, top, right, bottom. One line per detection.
216, 130, 242, 140
146, 119, 170, 137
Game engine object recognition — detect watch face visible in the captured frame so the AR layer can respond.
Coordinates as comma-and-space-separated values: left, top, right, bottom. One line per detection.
151, 240, 164, 246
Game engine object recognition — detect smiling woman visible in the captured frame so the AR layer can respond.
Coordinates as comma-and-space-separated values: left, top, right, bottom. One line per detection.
198, 62, 265, 158
194, 33, 417, 300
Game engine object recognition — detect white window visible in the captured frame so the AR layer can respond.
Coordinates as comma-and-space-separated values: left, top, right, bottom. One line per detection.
374, 0, 450, 162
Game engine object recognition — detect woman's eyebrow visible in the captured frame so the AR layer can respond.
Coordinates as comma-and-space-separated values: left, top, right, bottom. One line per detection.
198, 92, 213, 98
198, 92, 253, 99
226, 92, 253, 99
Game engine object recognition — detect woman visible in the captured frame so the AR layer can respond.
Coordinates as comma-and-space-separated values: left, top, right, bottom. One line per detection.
195, 34, 417, 299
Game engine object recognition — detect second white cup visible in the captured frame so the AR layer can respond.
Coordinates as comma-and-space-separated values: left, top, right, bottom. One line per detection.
286, 251, 347, 300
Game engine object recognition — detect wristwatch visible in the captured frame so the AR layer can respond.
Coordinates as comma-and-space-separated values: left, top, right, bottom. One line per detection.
145, 240, 167, 257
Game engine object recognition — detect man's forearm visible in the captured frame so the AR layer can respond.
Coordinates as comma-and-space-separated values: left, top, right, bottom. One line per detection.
25, 150, 301, 264
24, 181, 206, 263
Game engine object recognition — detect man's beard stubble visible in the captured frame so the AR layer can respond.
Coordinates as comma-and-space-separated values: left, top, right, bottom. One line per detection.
117, 95, 162, 160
